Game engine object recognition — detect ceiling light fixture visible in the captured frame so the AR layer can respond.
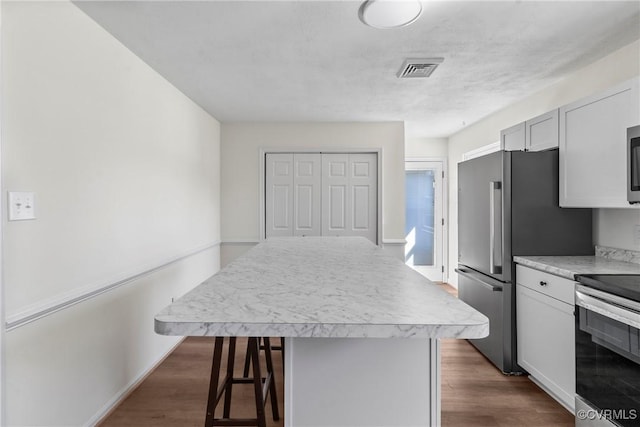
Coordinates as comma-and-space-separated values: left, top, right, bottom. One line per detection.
358, 0, 423, 29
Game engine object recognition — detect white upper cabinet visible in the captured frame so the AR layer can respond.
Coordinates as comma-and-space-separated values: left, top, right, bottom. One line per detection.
559, 77, 640, 208
525, 109, 559, 152
500, 122, 525, 151
500, 109, 559, 152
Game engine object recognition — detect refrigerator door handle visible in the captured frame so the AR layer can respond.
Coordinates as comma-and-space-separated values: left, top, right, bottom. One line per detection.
455, 268, 504, 292
489, 181, 503, 275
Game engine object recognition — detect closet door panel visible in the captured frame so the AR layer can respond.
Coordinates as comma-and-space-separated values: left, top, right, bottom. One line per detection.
293, 154, 321, 236
322, 154, 350, 236
265, 153, 294, 237
349, 153, 378, 243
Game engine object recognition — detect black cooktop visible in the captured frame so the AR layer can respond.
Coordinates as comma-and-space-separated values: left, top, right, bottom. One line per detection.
576, 274, 640, 302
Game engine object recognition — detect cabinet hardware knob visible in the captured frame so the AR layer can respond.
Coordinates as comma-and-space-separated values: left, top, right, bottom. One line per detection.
539, 281, 547, 287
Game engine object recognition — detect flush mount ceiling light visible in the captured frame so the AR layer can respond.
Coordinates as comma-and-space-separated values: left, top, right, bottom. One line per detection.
358, 0, 423, 29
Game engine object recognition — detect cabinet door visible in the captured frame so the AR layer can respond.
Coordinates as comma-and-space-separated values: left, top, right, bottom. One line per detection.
559, 77, 640, 208
500, 122, 525, 151
516, 284, 575, 412
525, 109, 558, 152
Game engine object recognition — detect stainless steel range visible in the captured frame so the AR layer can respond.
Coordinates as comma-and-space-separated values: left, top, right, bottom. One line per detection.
575, 274, 640, 427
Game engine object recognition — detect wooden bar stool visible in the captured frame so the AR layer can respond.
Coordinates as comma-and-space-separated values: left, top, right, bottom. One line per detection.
204, 337, 279, 427
243, 337, 284, 378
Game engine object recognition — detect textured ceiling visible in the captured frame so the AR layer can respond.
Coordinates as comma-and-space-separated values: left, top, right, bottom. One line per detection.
74, 1, 640, 138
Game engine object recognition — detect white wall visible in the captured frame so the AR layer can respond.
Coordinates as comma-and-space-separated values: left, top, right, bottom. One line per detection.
2, 2, 221, 425
447, 39, 640, 286
594, 209, 640, 250
405, 137, 448, 159
220, 122, 405, 263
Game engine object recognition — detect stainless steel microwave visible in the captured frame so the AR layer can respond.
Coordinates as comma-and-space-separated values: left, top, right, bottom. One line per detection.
629, 125, 640, 204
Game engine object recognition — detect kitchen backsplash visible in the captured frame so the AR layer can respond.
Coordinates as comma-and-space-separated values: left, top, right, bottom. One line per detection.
596, 245, 640, 265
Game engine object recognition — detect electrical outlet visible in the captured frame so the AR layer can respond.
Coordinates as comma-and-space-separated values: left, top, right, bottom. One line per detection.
8, 192, 36, 221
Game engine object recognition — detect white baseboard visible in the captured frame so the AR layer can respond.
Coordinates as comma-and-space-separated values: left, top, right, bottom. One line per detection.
381, 239, 406, 262
84, 337, 186, 427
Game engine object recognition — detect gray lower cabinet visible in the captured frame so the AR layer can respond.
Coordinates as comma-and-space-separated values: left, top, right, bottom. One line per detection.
516, 264, 575, 413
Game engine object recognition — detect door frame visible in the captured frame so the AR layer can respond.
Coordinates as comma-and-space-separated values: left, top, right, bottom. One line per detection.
259, 148, 382, 246
404, 157, 448, 282
0, 1, 5, 422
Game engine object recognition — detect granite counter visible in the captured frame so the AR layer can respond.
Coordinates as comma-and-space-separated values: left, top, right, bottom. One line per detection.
514, 254, 640, 280
155, 236, 488, 339
155, 236, 488, 427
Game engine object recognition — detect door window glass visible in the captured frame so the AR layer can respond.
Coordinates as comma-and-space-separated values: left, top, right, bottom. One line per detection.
405, 169, 435, 266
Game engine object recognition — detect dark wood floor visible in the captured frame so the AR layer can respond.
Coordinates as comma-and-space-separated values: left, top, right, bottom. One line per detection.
99, 284, 574, 427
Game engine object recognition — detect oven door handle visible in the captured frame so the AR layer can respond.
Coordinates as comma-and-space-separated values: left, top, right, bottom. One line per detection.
575, 288, 640, 329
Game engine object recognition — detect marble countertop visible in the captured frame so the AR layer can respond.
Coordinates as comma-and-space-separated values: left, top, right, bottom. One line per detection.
514, 255, 640, 280
155, 237, 489, 339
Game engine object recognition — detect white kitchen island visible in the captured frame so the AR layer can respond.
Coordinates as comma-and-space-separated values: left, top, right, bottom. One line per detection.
155, 237, 488, 427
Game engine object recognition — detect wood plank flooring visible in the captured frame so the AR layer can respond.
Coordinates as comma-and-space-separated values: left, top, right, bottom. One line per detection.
99, 284, 574, 427
98, 337, 284, 427
441, 339, 573, 426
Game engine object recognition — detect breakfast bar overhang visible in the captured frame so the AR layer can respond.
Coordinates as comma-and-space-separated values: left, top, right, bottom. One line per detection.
155, 237, 489, 427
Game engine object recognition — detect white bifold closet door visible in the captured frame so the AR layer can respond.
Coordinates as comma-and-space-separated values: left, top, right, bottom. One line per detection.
265, 153, 321, 237
265, 153, 377, 243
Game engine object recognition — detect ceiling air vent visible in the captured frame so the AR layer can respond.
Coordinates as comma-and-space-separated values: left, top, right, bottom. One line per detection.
397, 58, 444, 78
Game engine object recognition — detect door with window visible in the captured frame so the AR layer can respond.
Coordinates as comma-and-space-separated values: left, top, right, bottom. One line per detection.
405, 161, 444, 281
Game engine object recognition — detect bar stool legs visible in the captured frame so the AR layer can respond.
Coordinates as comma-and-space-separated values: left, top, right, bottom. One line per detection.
205, 337, 279, 427
260, 338, 279, 418
243, 337, 285, 378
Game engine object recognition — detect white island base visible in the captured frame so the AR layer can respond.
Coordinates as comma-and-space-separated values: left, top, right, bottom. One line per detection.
284, 337, 440, 427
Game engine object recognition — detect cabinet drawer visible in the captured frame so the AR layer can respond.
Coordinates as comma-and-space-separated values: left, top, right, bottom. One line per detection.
516, 264, 575, 305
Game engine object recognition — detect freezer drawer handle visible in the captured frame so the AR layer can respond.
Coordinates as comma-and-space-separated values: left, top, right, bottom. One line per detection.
455, 268, 503, 292
489, 181, 503, 275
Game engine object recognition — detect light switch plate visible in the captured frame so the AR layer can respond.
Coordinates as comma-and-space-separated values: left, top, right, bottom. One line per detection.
8, 191, 36, 221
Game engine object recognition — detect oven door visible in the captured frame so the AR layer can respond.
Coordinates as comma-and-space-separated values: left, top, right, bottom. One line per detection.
575, 285, 640, 426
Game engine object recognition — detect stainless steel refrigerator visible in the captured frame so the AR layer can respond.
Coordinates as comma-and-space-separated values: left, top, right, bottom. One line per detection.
456, 149, 592, 374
